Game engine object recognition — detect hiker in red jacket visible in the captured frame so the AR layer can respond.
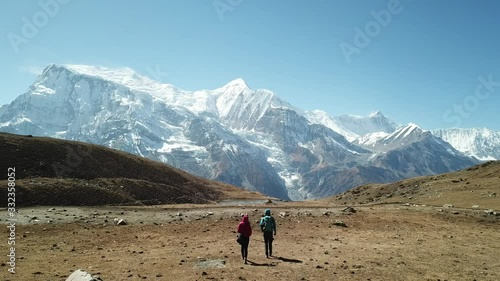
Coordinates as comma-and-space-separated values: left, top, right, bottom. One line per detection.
237, 214, 252, 264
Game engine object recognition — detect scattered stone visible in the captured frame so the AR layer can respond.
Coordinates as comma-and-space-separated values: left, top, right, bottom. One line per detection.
402, 203, 410, 206
116, 219, 128, 226
194, 259, 226, 269
29, 216, 40, 222
279, 212, 288, 218
452, 211, 459, 215
485, 209, 495, 215
472, 205, 480, 209
333, 220, 347, 227
451, 179, 461, 183
342, 207, 356, 213
177, 213, 182, 216
322, 211, 331, 216
265, 199, 273, 204
443, 204, 454, 208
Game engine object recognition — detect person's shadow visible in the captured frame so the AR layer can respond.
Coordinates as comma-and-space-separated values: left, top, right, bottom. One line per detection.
246, 260, 276, 267
275, 256, 303, 263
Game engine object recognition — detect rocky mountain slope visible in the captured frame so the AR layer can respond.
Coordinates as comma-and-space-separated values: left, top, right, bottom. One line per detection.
0, 132, 266, 206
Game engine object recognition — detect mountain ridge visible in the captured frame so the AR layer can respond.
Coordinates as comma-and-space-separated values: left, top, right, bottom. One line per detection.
0, 64, 489, 200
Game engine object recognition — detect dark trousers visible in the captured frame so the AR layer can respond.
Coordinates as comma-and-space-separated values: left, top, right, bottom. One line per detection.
240, 236, 249, 259
263, 231, 274, 256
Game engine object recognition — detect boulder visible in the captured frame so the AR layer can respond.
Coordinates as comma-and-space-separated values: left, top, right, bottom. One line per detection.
66, 269, 103, 281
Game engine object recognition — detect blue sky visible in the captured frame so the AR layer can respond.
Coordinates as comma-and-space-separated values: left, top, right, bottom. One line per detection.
1, 0, 499, 130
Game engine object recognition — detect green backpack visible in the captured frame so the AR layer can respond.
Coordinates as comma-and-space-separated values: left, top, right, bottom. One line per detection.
261, 216, 274, 232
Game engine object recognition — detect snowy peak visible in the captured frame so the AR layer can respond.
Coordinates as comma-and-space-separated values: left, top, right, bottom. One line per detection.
215, 82, 299, 130
37, 64, 183, 101
225, 78, 249, 89
384, 123, 422, 142
363, 123, 426, 150
215, 78, 251, 97
305, 110, 360, 141
369, 110, 384, 118
306, 110, 398, 142
46, 64, 155, 86
432, 128, 500, 160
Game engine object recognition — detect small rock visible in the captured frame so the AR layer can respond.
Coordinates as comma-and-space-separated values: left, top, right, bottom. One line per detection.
485, 209, 494, 215
342, 207, 356, 213
116, 219, 128, 225
333, 220, 347, 227
443, 204, 454, 208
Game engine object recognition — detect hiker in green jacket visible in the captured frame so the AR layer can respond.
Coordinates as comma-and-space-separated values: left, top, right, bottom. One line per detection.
259, 209, 276, 258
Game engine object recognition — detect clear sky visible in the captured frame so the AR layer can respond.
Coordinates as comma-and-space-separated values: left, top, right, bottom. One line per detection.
1, 0, 499, 130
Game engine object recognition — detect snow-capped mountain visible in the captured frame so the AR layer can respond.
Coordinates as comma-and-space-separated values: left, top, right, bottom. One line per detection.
432, 128, 500, 160
366, 124, 476, 179
0, 64, 480, 199
306, 110, 398, 142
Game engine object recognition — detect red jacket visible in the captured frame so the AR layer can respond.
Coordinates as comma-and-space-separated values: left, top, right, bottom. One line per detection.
237, 214, 252, 238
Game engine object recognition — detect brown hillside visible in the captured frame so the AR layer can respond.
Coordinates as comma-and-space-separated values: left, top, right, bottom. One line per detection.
326, 161, 500, 210
0, 133, 265, 206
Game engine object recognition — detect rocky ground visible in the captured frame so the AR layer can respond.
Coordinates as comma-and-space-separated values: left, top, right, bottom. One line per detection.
2, 201, 499, 281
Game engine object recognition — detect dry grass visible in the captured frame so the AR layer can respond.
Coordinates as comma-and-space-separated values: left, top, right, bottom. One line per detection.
327, 161, 500, 210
